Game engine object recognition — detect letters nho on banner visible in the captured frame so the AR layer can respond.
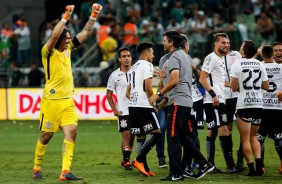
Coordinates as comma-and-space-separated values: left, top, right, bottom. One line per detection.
7, 88, 117, 120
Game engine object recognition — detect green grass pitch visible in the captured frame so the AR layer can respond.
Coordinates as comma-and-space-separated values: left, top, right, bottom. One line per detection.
0, 120, 281, 184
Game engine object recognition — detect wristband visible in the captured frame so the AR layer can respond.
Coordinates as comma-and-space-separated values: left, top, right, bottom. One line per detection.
208, 89, 216, 98
61, 18, 67, 23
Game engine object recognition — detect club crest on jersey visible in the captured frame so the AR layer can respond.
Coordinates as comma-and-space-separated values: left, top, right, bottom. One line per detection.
50, 89, 56, 94
65, 50, 69, 57
45, 122, 52, 129
120, 119, 127, 128
221, 114, 227, 122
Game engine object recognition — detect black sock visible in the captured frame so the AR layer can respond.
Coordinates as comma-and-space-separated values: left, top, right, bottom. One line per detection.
259, 141, 265, 166
237, 142, 244, 164
143, 156, 150, 172
255, 158, 263, 176
136, 134, 161, 162
247, 162, 255, 176
206, 136, 215, 165
219, 136, 234, 167
123, 150, 131, 162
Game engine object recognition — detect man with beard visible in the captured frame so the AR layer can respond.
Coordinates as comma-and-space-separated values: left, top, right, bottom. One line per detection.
199, 33, 235, 173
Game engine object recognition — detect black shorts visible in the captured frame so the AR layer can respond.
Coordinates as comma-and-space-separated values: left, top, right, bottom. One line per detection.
193, 98, 204, 122
203, 103, 228, 130
225, 97, 237, 124
118, 115, 131, 132
129, 107, 160, 135
236, 108, 262, 126
257, 109, 282, 140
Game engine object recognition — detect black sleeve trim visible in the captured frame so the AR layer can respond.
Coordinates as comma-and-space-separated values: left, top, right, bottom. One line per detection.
72, 36, 81, 48
169, 68, 179, 73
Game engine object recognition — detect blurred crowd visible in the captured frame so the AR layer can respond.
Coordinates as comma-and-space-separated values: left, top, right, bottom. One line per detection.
1, 0, 282, 87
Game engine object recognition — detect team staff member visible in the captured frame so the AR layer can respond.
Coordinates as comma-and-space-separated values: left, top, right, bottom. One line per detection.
32, 4, 102, 180
150, 31, 214, 181
106, 47, 135, 170
230, 40, 269, 176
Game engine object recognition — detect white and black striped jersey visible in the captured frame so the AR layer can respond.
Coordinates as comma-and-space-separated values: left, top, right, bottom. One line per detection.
202, 52, 226, 104
262, 62, 282, 110
107, 68, 130, 115
223, 51, 242, 99
230, 58, 268, 109
128, 59, 154, 108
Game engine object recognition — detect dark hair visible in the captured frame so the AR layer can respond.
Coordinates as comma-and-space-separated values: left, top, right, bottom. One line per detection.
273, 42, 282, 47
136, 42, 154, 55
54, 28, 71, 50
163, 30, 181, 48
117, 47, 131, 58
262, 45, 273, 58
243, 40, 257, 58
180, 34, 188, 48
213, 32, 228, 42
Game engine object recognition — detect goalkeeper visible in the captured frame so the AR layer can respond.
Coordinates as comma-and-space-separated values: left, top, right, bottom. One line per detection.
32, 3, 102, 180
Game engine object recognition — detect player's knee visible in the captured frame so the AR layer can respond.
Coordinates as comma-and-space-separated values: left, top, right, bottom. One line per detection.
40, 132, 54, 144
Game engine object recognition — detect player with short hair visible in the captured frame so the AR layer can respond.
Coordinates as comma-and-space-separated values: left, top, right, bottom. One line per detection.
230, 40, 269, 176
150, 31, 214, 181
127, 42, 161, 177
273, 42, 282, 64
106, 47, 135, 170
257, 45, 282, 175
32, 4, 103, 180
199, 33, 236, 173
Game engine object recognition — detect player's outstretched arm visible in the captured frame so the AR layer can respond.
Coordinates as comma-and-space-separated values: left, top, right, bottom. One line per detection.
76, 3, 103, 44
47, 5, 74, 51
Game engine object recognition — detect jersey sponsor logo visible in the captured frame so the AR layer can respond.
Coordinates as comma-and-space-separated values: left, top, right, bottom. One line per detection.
274, 133, 282, 139
45, 121, 52, 129
244, 98, 262, 106
50, 89, 55, 94
240, 62, 259, 66
206, 121, 216, 129
120, 119, 127, 128
266, 67, 280, 72
144, 123, 153, 132
131, 128, 140, 134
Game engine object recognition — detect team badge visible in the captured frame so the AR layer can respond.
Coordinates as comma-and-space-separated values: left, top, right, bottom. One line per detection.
45, 122, 52, 129
221, 114, 227, 122
50, 89, 56, 94
65, 50, 69, 57
120, 119, 127, 128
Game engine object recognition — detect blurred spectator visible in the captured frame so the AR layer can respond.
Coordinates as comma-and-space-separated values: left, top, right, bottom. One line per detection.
138, 19, 152, 42
13, 20, 31, 66
191, 10, 209, 61
98, 61, 112, 87
274, 11, 282, 42
170, 0, 185, 23
27, 62, 44, 87
108, 17, 123, 47
1, 22, 14, 38
100, 32, 118, 61
255, 11, 276, 44
96, 16, 111, 47
9, 61, 23, 87
166, 17, 182, 32
123, 16, 138, 61
80, 0, 95, 30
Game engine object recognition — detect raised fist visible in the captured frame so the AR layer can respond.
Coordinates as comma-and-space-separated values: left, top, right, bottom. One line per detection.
63, 5, 75, 20
91, 3, 103, 20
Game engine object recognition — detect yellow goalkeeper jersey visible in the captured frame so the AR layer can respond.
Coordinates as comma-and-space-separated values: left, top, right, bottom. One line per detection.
41, 42, 75, 99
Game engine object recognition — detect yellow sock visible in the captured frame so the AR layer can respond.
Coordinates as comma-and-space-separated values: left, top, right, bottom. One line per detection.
33, 140, 47, 170
62, 139, 74, 171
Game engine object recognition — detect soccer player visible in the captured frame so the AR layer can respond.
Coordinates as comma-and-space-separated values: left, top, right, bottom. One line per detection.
224, 39, 244, 171
149, 31, 214, 181
257, 45, 282, 175
273, 42, 282, 64
230, 40, 269, 176
199, 33, 236, 173
106, 47, 134, 170
32, 4, 102, 180
127, 42, 161, 177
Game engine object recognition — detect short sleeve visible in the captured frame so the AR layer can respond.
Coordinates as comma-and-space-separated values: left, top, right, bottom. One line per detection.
230, 62, 239, 78
202, 55, 215, 74
144, 63, 153, 79
260, 63, 268, 81
107, 72, 116, 91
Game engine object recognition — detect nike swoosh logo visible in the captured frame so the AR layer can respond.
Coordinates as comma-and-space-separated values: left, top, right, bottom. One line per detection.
172, 176, 182, 180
